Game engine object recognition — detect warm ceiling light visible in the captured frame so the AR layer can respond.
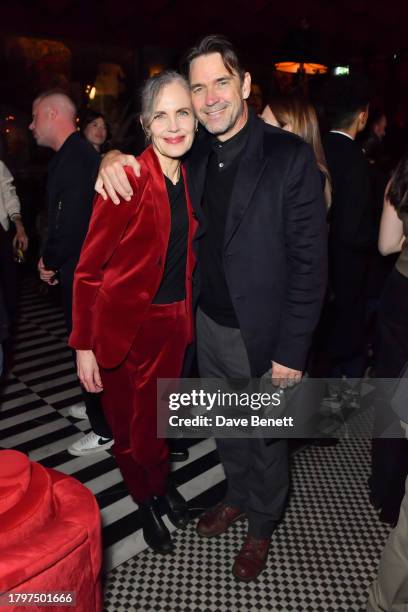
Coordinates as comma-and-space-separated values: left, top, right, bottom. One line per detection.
89, 86, 96, 100
275, 62, 328, 75
149, 64, 164, 77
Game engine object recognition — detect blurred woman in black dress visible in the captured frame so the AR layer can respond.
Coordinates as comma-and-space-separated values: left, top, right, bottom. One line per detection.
370, 154, 408, 525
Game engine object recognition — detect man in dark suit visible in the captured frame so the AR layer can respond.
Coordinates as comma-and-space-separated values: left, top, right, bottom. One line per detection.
322, 76, 374, 379
96, 36, 327, 581
29, 91, 113, 456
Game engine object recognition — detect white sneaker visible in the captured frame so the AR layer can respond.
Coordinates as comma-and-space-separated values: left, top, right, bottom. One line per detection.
67, 431, 114, 456
321, 390, 342, 415
68, 403, 88, 419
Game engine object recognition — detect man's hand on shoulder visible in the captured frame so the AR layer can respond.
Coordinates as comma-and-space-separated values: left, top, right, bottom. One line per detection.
95, 149, 141, 204
271, 361, 302, 388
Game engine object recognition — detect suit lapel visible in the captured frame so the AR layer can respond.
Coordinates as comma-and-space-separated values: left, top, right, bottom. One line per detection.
186, 131, 211, 240
141, 146, 170, 255
224, 115, 267, 249
186, 131, 211, 215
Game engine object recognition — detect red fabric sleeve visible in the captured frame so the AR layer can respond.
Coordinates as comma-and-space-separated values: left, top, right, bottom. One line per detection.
69, 167, 145, 349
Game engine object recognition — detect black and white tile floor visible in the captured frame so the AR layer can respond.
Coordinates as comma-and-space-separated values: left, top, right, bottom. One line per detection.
1, 281, 391, 611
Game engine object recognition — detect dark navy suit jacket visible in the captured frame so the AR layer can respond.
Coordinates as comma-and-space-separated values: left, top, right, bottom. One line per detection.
186, 111, 328, 376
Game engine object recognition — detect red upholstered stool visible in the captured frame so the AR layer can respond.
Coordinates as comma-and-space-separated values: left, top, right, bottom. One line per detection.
0, 450, 102, 611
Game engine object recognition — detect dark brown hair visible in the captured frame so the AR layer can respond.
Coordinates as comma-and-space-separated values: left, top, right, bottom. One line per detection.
79, 109, 111, 141
389, 154, 408, 213
183, 35, 245, 83
321, 74, 371, 130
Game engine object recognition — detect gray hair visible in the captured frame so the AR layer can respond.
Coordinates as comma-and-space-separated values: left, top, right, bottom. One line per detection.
140, 71, 190, 138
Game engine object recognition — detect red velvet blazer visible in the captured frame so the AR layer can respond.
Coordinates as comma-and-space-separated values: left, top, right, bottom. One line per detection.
69, 145, 197, 369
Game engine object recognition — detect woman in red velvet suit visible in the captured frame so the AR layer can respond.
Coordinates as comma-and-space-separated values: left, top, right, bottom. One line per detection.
69, 71, 198, 554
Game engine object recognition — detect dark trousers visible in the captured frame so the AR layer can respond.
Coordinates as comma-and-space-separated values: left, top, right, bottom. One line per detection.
61, 263, 111, 439
196, 307, 289, 538
100, 301, 190, 503
0, 226, 18, 322
329, 244, 370, 377
370, 268, 408, 522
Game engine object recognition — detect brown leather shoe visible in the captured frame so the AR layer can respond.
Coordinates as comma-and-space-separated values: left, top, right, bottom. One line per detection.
196, 502, 245, 537
232, 536, 270, 582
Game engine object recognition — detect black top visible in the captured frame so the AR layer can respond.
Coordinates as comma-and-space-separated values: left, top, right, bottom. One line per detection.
153, 173, 188, 304
318, 168, 326, 192
323, 131, 375, 251
198, 121, 249, 327
43, 131, 100, 274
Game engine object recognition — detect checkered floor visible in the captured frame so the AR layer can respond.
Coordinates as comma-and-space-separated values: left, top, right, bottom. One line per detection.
104, 438, 390, 612
1, 280, 391, 611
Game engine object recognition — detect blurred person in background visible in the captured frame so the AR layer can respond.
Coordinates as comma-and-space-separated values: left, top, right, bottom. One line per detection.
360, 108, 393, 368
80, 110, 110, 154
322, 75, 374, 383
0, 159, 28, 323
360, 109, 387, 167
369, 154, 408, 527
367, 154, 408, 612
29, 90, 113, 456
368, 471, 408, 611
262, 96, 332, 210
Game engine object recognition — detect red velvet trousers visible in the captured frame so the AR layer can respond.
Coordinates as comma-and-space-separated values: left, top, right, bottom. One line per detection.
100, 300, 190, 503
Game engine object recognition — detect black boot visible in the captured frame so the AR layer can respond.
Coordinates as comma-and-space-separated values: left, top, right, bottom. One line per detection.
138, 498, 173, 554
168, 438, 189, 462
162, 482, 190, 529
169, 448, 189, 462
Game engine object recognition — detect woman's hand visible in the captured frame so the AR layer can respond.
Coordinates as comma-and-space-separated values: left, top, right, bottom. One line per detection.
95, 149, 141, 204
76, 349, 103, 393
